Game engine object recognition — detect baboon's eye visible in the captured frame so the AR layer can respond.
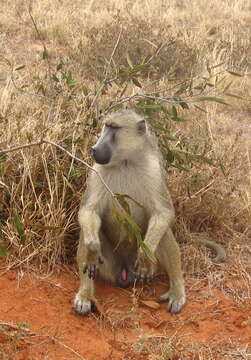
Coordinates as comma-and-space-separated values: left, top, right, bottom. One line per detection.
105, 124, 121, 130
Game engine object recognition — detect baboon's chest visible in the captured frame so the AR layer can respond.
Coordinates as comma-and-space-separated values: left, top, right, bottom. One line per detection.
101, 195, 148, 248
99, 165, 152, 244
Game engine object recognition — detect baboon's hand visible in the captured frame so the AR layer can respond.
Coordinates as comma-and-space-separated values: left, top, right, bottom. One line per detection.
84, 239, 104, 280
83, 256, 103, 280
135, 249, 156, 283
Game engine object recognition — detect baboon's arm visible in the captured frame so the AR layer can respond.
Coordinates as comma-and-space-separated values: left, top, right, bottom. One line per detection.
78, 207, 101, 249
143, 210, 174, 254
78, 207, 103, 278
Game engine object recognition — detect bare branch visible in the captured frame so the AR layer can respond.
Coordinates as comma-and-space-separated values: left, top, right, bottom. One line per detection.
89, 27, 123, 110
43, 140, 115, 197
0, 141, 43, 154
28, 5, 53, 88
0, 140, 115, 198
0, 180, 9, 189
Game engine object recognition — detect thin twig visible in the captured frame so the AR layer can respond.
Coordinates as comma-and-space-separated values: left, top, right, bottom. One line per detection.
0, 140, 115, 198
0, 141, 43, 154
28, 5, 53, 88
0, 320, 87, 360
43, 140, 115, 197
0, 180, 9, 189
89, 27, 123, 110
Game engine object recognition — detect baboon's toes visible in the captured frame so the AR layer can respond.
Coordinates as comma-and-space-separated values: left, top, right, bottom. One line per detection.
159, 291, 186, 314
135, 269, 154, 283
74, 295, 92, 315
167, 297, 186, 314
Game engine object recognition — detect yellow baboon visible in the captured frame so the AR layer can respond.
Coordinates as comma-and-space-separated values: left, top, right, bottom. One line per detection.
74, 109, 226, 315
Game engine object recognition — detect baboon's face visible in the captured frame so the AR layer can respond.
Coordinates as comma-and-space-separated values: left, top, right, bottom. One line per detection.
92, 118, 146, 166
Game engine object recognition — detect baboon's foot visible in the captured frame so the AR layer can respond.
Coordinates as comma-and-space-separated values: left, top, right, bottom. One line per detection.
74, 293, 94, 315
159, 287, 186, 314
135, 267, 155, 283
83, 256, 104, 280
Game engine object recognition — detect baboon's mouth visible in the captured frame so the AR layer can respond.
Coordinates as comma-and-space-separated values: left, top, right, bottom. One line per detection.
121, 268, 128, 282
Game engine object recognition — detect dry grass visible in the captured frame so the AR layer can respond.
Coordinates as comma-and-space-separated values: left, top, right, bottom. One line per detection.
0, 0, 250, 358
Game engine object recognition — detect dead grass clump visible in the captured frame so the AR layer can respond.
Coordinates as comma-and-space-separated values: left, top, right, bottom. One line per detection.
76, 20, 199, 81
0, 0, 250, 281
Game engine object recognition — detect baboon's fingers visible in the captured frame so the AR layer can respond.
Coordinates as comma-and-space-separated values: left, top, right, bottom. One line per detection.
135, 269, 154, 283
98, 256, 104, 264
84, 264, 99, 280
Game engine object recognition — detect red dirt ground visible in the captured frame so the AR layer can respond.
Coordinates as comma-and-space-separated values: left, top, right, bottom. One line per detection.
0, 266, 250, 360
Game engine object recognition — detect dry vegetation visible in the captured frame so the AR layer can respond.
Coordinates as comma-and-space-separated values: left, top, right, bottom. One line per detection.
0, 0, 250, 359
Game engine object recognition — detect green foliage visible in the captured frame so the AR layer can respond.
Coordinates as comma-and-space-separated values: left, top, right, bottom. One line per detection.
0, 243, 7, 257
13, 210, 26, 245
112, 194, 156, 263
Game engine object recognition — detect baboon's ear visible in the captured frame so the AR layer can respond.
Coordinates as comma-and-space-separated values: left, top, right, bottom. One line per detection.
137, 120, 146, 135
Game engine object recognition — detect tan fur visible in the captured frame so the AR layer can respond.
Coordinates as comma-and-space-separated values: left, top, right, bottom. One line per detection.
74, 110, 186, 314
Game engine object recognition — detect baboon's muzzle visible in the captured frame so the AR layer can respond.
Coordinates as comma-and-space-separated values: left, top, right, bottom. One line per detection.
91, 127, 113, 165
91, 144, 111, 164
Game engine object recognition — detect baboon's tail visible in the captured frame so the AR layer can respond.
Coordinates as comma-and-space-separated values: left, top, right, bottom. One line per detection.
195, 238, 226, 263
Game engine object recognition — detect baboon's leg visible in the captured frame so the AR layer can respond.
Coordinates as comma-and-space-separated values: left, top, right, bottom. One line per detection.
156, 228, 186, 314
74, 232, 120, 315
74, 231, 94, 315
98, 233, 117, 283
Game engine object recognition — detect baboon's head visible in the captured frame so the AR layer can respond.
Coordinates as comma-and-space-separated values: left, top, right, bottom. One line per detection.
92, 110, 148, 166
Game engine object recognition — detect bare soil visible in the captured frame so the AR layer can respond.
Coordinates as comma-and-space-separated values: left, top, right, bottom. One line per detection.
0, 265, 250, 360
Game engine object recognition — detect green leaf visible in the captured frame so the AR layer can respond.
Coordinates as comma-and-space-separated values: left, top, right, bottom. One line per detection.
14, 64, 25, 71
165, 149, 175, 163
172, 116, 187, 122
219, 162, 228, 178
119, 84, 128, 97
52, 74, 59, 82
131, 64, 150, 73
0, 243, 7, 257
143, 54, 152, 64
206, 61, 212, 75
114, 194, 131, 215
126, 53, 134, 69
132, 77, 142, 88
179, 101, 189, 109
82, 85, 89, 96
227, 71, 243, 77
225, 93, 243, 100
198, 96, 229, 105
171, 163, 189, 172
56, 62, 63, 71
0, 154, 7, 162
42, 48, 49, 60
140, 242, 156, 264
194, 105, 207, 113
210, 62, 225, 69
115, 194, 144, 209
223, 80, 233, 93
111, 197, 154, 262
13, 210, 26, 245
172, 105, 177, 119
